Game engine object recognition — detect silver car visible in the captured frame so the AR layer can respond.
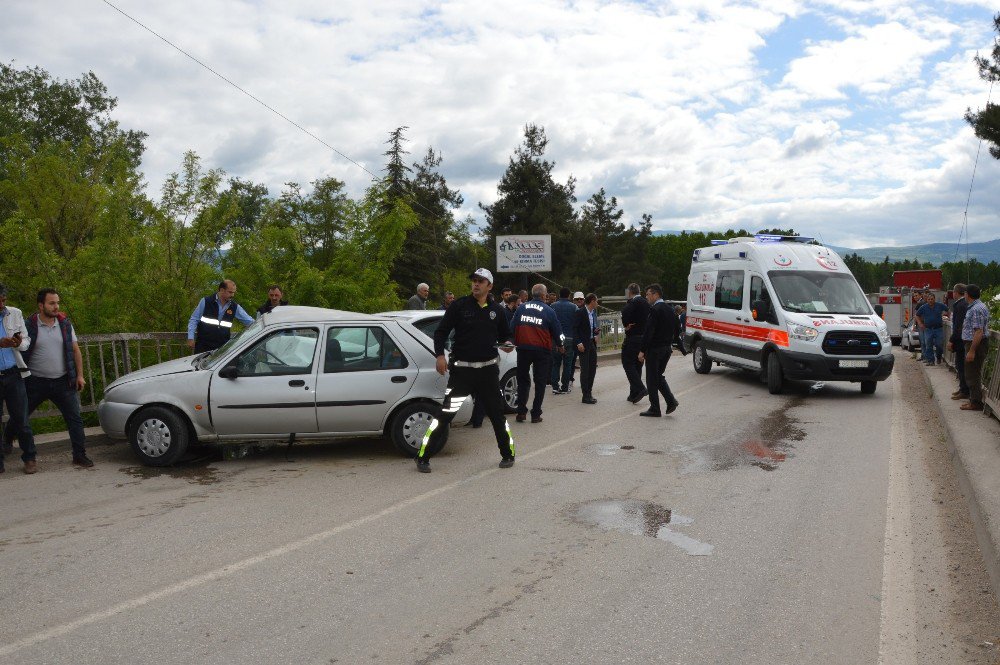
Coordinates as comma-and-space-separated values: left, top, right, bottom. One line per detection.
379, 309, 520, 410
98, 307, 471, 466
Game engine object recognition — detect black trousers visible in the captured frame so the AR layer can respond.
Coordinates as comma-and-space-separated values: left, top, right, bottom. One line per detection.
644, 345, 676, 413
516, 348, 552, 417
579, 343, 597, 398
419, 364, 513, 461
953, 339, 969, 394
621, 336, 645, 397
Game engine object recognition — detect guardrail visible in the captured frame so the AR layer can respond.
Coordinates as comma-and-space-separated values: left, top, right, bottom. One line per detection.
11, 314, 654, 425
942, 321, 999, 421
10, 332, 189, 422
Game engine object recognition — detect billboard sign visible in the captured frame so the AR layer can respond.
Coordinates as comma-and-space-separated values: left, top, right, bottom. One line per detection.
496, 235, 552, 273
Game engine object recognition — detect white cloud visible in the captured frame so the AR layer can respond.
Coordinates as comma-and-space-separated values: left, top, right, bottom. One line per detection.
0, 0, 998, 250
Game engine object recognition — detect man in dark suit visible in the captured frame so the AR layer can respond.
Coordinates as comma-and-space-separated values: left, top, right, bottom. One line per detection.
573, 293, 600, 404
620, 282, 650, 403
638, 283, 680, 417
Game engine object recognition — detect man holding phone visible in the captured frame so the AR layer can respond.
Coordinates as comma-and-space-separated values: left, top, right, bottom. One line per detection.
3, 288, 93, 468
0, 284, 35, 474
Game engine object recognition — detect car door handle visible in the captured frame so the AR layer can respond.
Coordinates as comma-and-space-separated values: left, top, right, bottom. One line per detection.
391, 376, 408, 383
288, 379, 306, 387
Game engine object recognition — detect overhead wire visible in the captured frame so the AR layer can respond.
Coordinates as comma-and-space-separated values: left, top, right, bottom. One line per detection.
99, 0, 631, 308
954, 79, 994, 281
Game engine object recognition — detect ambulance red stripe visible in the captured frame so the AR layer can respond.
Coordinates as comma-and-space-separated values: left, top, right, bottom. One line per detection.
686, 317, 790, 347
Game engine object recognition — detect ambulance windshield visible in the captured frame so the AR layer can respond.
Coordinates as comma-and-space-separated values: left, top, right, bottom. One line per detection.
767, 271, 872, 315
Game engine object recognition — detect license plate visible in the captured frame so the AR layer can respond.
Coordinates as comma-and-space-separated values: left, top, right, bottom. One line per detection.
839, 360, 868, 368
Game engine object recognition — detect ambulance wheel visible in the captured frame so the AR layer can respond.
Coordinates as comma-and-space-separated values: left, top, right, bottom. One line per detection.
766, 353, 784, 394
860, 380, 877, 394
692, 343, 712, 374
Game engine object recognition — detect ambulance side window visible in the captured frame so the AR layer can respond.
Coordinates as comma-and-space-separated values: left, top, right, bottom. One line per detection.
715, 270, 744, 310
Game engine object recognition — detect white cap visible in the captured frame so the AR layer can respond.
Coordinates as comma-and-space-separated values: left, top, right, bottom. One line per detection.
573, 291, 585, 299
469, 268, 494, 284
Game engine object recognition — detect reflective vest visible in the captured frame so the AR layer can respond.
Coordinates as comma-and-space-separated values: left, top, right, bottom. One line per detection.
195, 296, 238, 352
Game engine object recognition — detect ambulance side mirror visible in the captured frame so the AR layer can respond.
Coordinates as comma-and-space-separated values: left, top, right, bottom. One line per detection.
873, 304, 884, 318
751, 300, 766, 322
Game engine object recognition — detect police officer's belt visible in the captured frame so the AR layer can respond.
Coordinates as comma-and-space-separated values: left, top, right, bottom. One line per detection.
452, 358, 499, 368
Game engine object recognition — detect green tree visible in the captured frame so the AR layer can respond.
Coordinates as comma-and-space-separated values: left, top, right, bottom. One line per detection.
965, 14, 1000, 159
576, 189, 657, 294
146, 151, 236, 330
392, 147, 468, 302
480, 124, 578, 288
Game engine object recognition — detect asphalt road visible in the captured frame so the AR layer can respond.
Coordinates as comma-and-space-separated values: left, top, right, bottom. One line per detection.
1, 349, 997, 664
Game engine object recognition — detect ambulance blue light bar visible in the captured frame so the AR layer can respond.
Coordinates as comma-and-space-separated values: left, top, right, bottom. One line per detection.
755, 234, 815, 244
709, 239, 728, 246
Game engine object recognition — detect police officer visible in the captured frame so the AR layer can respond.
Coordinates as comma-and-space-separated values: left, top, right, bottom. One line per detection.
416, 268, 515, 473
187, 280, 254, 353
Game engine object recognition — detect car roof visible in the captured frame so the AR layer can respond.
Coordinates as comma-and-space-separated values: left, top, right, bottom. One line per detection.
378, 310, 442, 320
261, 306, 390, 325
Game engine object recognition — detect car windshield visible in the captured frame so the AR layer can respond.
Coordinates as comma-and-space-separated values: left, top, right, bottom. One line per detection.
201, 318, 265, 369
767, 271, 872, 315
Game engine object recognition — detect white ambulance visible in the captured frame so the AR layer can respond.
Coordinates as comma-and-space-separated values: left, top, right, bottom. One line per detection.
684, 235, 894, 394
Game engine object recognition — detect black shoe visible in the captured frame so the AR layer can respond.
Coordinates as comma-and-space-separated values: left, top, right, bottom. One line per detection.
516, 413, 526, 422
582, 396, 597, 404
629, 389, 648, 404
640, 409, 661, 417
665, 399, 679, 415
552, 388, 566, 395
471, 422, 483, 429
415, 458, 431, 473
531, 415, 543, 423
72, 454, 94, 468
499, 457, 515, 469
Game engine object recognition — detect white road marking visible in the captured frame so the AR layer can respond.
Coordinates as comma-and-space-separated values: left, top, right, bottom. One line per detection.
0, 377, 720, 657
877, 371, 918, 665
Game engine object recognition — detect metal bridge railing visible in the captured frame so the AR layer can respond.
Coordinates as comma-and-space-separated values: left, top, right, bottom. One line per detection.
942, 321, 999, 421
12, 332, 189, 422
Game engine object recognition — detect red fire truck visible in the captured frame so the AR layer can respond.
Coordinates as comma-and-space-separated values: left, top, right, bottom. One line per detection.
870, 270, 949, 344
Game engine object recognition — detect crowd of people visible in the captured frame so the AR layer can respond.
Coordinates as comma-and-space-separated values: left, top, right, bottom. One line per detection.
412, 269, 686, 473
2, 272, 991, 476
912, 283, 992, 411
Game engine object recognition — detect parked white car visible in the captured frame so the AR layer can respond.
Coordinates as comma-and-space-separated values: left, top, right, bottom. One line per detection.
379, 309, 520, 410
900, 319, 921, 352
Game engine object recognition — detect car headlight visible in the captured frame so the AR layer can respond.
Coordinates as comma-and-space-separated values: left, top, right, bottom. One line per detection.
877, 327, 891, 344
789, 325, 819, 341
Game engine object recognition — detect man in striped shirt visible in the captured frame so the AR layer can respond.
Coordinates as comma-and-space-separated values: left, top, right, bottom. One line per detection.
960, 283, 992, 411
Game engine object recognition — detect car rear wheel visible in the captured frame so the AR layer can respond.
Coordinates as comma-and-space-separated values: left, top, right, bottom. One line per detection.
389, 402, 443, 457
860, 380, 877, 394
766, 352, 784, 395
128, 406, 190, 467
500, 369, 518, 409
692, 342, 712, 374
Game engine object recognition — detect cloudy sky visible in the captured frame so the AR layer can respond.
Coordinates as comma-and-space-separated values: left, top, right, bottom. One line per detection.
4, 0, 1000, 248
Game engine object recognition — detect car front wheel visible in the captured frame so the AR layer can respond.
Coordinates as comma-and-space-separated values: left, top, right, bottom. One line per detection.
128, 406, 191, 466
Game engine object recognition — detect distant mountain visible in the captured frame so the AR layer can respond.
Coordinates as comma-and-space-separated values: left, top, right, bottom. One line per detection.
649, 230, 1000, 265
827, 239, 1000, 266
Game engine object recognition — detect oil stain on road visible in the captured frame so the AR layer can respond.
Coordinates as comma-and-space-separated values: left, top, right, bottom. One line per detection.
678, 396, 806, 473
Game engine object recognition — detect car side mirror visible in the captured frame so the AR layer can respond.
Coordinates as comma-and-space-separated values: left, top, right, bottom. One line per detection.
218, 365, 238, 379
873, 304, 884, 318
